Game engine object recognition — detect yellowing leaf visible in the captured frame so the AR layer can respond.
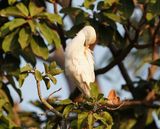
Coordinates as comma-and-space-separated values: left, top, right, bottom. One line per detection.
47, 74, 57, 84
8, 0, 16, 5
88, 113, 93, 129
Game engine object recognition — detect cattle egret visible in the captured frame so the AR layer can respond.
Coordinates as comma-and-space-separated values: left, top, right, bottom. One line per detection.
65, 26, 96, 97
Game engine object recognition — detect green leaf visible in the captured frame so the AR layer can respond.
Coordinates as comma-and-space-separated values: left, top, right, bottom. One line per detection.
103, 13, 121, 22
101, 112, 113, 125
63, 105, 73, 118
29, 1, 44, 17
16, 2, 29, 16
151, 58, 160, 66
38, 12, 63, 25
90, 82, 99, 99
8, 0, 16, 5
18, 28, 30, 49
49, 68, 63, 76
146, 12, 154, 21
93, 113, 107, 126
59, 99, 73, 105
44, 63, 49, 73
84, 0, 95, 9
19, 73, 28, 87
104, 0, 118, 6
88, 113, 93, 129
9, 18, 26, 31
78, 112, 88, 129
52, 30, 61, 49
44, 78, 51, 89
38, 22, 61, 48
2, 31, 16, 52
49, 61, 57, 69
21, 48, 36, 66
27, 20, 36, 33
35, 70, 43, 81
30, 36, 49, 60
0, 7, 24, 17
37, 22, 53, 44
47, 74, 57, 84
20, 64, 32, 73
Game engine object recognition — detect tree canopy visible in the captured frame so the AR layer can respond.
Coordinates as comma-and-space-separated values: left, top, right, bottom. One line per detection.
0, 0, 160, 129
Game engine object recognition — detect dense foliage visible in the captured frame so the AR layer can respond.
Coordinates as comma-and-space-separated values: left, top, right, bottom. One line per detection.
0, 0, 160, 129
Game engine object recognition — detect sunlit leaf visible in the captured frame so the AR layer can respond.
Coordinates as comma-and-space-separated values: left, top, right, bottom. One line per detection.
18, 28, 30, 49
58, 99, 73, 105
30, 36, 49, 60
8, 0, 16, 5
0, 7, 24, 17
47, 74, 57, 84
29, 1, 44, 17
78, 112, 88, 129
16, 2, 29, 16
43, 63, 49, 73
9, 18, 26, 31
35, 70, 43, 81
27, 20, 36, 33
38, 12, 62, 24
83, 0, 95, 9
20, 64, 32, 73
63, 104, 73, 118
19, 73, 28, 87
88, 113, 93, 129
49, 69, 63, 76
2, 31, 16, 52
103, 13, 121, 22
90, 82, 100, 99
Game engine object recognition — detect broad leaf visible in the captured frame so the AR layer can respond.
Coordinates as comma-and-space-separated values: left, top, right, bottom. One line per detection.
2, 31, 16, 52
0, 7, 24, 17
27, 20, 36, 33
35, 70, 43, 81
88, 113, 93, 129
18, 28, 30, 49
16, 2, 29, 16
63, 105, 73, 118
9, 18, 26, 31
47, 74, 57, 84
20, 64, 32, 73
58, 99, 73, 105
29, 1, 44, 17
19, 73, 28, 87
30, 36, 49, 60
43, 78, 51, 89
38, 12, 62, 25
78, 112, 88, 129
8, 0, 16, 5
103, 13, 121, 22
37, 22, 53, 44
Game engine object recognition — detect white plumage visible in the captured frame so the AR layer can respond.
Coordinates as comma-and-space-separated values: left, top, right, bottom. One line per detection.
65, 26, 96, 97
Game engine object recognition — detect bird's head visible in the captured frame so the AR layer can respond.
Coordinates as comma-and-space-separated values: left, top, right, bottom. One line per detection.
81, 26, 96, 46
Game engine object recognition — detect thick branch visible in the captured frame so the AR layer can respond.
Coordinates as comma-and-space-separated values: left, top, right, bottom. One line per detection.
95, 43, 134, 75
108, 43, 135, 95
36, 79, 63, 118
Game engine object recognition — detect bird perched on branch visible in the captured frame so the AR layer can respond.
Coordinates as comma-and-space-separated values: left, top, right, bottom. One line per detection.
65, 26, 96, 97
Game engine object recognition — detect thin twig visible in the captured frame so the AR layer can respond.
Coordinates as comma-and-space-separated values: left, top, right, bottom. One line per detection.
47, 88, 62, 100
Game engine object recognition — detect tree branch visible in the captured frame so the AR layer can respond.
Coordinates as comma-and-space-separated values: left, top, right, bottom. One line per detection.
108, 43, 135, 95
95, 42, 134, 75
36, 79, 63, 118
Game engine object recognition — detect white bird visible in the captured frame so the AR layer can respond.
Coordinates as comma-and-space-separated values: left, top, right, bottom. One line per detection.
65, 26, 96, 97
